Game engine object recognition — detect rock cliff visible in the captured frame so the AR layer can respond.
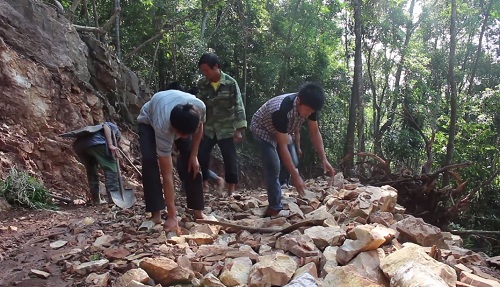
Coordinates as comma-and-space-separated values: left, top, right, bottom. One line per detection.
0, 0, 149, 197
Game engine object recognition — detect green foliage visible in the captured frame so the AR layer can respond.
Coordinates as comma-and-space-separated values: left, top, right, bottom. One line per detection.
52, 0, 500, 252
0, 168, 54, 210
383, 127, 424, 168
89, 253, 101, 261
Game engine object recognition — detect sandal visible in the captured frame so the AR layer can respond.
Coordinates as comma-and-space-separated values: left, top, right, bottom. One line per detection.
264, 208, 291, 218
138, 220, 157, 232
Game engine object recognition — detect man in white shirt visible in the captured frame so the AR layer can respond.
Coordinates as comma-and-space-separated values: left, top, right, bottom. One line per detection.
137, 90, 206, 232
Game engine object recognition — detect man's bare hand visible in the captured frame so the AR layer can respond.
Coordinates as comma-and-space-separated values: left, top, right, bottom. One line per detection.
291, 175, 306, 197
233, 130, 243, 143
188, 155, 200, 178
164, 216, 180, 235
108, 145, 118, 158
323, 160, 336, 177
297, 148, 303, 158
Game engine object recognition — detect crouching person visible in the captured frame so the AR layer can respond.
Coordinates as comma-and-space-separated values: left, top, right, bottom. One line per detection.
137, 89, 206, 232
72, 122, 120, 205
250, 83, 336, 217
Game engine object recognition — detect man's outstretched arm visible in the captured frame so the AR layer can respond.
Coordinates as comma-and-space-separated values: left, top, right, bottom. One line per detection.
307, 120, 336, 177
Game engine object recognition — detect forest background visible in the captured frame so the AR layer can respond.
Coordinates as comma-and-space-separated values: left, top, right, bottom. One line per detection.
51, 0, 500, 254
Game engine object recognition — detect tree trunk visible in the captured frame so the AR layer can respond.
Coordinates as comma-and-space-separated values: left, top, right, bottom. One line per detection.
80, 0, 90, 25
67, 0, 81, 21
344, 9, 350, 70
444, 0, 458, 186
91, 0, 99, 38
466, 0, 493, 96
378, 0, 416, 147
114, 0, 121, 59
343, 0, 362, 176
158, 46, 167, 91
242, 32, 248, 106
276, 0, 301, 94
457, 31, 474, 94
200, 0, 209, 42
235, 0, 248, 105
366, 42, 386, 158
172, 27, 178, 81
357, 100, 365, 175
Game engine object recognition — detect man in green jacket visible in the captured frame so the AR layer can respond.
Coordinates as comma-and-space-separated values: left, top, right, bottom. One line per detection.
197, 53, 247, 196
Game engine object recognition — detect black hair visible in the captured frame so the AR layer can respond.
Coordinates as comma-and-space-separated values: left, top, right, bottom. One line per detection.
170, 104, 200, 135
198, 53, 220, 68
186, 87, 198, 95
166, 81, 184, 91
297, 82, 325, 111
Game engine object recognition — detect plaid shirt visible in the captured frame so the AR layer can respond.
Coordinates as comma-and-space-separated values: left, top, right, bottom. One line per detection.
250, 94, 316, 147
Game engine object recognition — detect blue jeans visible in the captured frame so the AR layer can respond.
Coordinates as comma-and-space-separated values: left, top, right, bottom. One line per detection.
278, 142, 299, 185
254, 136, 282, 211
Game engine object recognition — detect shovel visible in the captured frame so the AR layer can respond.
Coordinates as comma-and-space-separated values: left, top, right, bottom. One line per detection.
117, 148, 142, 177
109, 132, 136, 209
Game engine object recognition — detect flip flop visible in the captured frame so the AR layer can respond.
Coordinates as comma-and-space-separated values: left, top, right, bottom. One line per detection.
231, 193, 242, 200
264, 208, 291, 218
272, 210, 291, 218
138, 220, 156, 232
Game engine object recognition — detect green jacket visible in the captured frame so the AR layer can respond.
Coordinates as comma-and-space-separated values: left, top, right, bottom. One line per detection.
197, 71, 247, 139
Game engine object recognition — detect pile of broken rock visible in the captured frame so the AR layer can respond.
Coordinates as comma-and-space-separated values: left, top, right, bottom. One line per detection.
38, 177, 500, 286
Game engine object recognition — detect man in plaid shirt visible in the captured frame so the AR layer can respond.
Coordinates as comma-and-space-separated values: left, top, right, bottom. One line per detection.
250, 83, 336, 217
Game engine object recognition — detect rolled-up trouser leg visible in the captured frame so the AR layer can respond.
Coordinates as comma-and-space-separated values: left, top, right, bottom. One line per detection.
86, 145, 118, 202
104, 170, 119, 202
74, 146, 101, 203
88, 173, 101, 203
175, 137, 204, 210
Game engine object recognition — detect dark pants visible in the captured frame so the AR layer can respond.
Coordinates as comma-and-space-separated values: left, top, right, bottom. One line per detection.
138, 123, 204, 213
198, 135, 238, 184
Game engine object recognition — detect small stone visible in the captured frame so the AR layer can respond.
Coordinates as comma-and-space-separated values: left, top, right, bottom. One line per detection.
50, 240, 68, 249
82, 217, 95, 225
85, 272, 110, 286
103, 248, 130, 260
30, 269, 50, 279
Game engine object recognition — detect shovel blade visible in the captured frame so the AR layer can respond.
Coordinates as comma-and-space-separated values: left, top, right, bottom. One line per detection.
110, 188, 136, 209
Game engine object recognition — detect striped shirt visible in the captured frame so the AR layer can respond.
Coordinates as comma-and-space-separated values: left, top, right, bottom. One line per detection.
250, 93, 317, 147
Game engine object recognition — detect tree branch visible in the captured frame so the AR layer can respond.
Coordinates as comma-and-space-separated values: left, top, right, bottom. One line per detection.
124, 13, 194, 58
73, 25, 105, 33
73, 7, 120, 35
101, 7, 121, 32
451, 230, 500, 236
125, 31, 166, 58
66, 0, 81, 21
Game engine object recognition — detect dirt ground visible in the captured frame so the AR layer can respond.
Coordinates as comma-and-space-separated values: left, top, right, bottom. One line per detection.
0, 181, 264, 287
0, 204, 122, 286
3, 178, 500, 287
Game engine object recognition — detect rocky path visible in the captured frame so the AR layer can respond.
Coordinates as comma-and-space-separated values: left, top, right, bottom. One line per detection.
1, 178, 500, 287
